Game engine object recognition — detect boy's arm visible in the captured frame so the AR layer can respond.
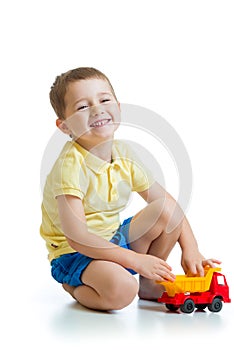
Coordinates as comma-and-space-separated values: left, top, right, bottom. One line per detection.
57, 194, 135, 264
56, 194, 175, 281
138, 181, 220, 275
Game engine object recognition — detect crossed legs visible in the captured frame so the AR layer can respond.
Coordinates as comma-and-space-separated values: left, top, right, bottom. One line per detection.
63, 198, 183, 310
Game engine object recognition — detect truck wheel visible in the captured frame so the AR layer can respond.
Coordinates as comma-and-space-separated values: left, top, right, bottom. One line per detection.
180, 299, 195, 313
165, 304, 179, 311
208, 298, 223, 312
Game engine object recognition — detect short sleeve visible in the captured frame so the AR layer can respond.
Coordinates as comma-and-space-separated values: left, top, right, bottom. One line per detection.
124, 142, 155, 192
51, 142, 88, 200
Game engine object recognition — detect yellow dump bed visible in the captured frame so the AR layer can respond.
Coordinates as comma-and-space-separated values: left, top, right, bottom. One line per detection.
158, 267, 221, 297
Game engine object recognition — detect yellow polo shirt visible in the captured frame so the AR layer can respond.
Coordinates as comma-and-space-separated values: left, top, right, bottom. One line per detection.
40, 140, 155, 261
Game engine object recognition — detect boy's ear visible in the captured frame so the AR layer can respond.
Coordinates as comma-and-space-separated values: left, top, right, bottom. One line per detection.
56, 118, 71, 135
56, 118, 62, 128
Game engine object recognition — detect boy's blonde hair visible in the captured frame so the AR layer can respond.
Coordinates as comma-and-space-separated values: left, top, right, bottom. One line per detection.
50, 67, 117, 119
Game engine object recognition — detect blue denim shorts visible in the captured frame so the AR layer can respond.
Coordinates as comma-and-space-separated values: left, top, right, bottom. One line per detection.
51, 217, 137, 287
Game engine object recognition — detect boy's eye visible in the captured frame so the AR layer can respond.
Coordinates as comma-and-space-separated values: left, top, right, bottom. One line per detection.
101, 99, 111, 103
77, 105, 89, 111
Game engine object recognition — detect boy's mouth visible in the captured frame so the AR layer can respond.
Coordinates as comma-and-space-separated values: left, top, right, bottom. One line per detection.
90, 118, 111, 128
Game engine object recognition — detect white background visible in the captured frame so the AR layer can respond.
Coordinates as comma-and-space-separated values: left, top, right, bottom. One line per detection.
1, 0, 233, 349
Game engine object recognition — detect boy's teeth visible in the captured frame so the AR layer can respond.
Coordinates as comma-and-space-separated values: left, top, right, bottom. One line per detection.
91, 119, 109, 127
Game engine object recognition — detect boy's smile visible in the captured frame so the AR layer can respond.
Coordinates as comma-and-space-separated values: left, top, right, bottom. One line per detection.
59, 79, 121, 152
89, 118, 111, 128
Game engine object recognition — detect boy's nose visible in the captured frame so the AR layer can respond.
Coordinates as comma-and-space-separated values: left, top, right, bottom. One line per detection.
90, 104, 104, 117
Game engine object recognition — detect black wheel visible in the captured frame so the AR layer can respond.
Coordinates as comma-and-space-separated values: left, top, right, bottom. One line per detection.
208, 298, 223, 312
180, 299, 195, 314
195, 304, 207, 310
166, 304, 180, 311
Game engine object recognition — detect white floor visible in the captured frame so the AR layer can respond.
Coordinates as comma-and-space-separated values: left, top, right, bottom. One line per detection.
3, 266, 233, 350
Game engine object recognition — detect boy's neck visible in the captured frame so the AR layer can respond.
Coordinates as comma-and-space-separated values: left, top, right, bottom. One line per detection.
75, 138, 114, 163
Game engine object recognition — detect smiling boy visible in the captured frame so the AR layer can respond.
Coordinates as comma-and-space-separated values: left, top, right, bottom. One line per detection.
40, 67, 220, 311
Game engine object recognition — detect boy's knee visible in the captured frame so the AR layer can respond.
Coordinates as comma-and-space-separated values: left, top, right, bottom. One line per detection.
106, 273, 139, 310
152, 198, 183, 234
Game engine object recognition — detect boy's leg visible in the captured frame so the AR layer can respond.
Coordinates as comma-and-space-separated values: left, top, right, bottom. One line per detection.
63, 260, 139, 311
128, 198, 182, 299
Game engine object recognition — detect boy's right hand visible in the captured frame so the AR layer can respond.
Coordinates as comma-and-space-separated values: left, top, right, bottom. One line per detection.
131, 253, 175, 282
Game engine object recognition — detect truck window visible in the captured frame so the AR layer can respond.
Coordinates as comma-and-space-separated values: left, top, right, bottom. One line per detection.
217, 275, 225, 285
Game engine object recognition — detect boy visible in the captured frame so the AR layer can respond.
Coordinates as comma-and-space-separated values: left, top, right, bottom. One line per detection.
40, 67, 219, 311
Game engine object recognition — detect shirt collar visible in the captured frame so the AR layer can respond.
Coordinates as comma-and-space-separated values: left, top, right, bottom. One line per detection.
72, 141, 121, 174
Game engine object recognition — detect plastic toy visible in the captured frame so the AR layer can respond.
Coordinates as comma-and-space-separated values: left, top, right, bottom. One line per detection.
157, 267, 231, 313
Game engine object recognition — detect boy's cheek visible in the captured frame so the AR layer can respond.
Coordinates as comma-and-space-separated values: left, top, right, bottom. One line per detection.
108, 104, 121, 123
65, 115, 87, 138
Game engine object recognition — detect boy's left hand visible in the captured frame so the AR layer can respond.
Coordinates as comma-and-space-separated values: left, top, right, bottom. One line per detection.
181, 249, 221, 276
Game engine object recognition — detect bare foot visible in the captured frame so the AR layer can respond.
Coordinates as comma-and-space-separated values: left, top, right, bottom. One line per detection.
62, 283, 77, 300
138, 276, 165, 300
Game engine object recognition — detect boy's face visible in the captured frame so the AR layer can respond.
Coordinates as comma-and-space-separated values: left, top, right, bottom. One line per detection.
59, 78, 121, 147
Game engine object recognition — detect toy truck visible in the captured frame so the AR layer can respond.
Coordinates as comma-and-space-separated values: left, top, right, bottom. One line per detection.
157, 267, 231, 313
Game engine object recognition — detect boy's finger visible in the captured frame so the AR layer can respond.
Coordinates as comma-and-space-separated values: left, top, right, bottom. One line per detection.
161, 260, 172, 270
196, 264, 204, 277
202, 259, 222, 267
